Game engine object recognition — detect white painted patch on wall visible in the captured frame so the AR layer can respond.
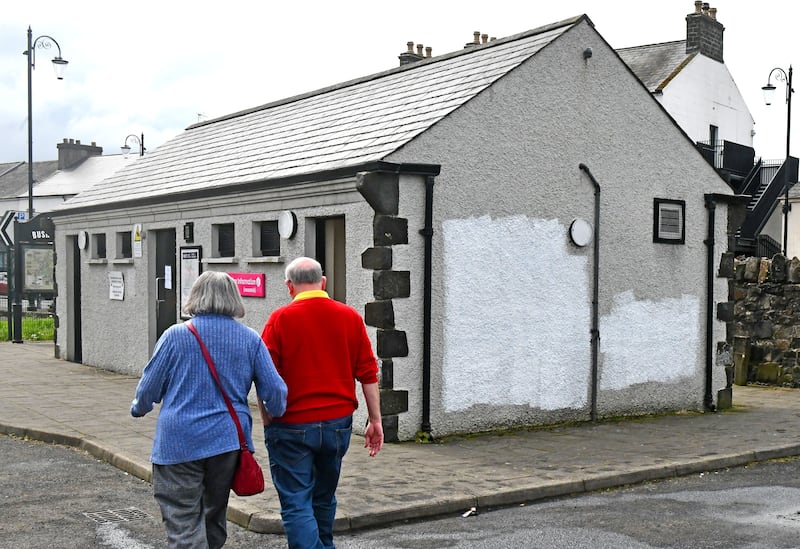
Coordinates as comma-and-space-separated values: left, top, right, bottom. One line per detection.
442, 215, 591, 412
600, 291, 700, 390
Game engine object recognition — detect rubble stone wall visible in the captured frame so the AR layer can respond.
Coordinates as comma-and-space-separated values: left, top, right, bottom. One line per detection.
728, 254, 800, 386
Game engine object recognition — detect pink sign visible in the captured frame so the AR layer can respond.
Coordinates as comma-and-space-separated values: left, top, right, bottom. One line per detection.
228, 272, 266, 298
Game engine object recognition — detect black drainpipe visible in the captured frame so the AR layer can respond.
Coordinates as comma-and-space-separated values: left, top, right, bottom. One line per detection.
703, 194, 716, 411
419, 175, 435, 434
578, 164, 601, 421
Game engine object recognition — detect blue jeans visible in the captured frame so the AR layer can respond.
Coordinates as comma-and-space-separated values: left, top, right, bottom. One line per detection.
265, 415, 353, 549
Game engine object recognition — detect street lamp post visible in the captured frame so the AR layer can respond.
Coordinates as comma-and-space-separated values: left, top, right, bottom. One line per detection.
23, 26, 68, 221
762, 65, 793, 256
121, 133, 146, 157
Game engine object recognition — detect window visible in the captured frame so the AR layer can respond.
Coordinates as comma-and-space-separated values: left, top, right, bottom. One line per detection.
709, 124, 718, 144
258, 220, 280, 256
653, 199, 686, 244
116, 231, 132, 259
213, 223, 235, 257
92, 233, 107, 259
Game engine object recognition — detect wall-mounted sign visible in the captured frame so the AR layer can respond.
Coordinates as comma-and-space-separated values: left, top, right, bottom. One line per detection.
108, 271, 125, 300
180, 247, 202, 319
228, 272, 266, 298
133, 223, 143, 258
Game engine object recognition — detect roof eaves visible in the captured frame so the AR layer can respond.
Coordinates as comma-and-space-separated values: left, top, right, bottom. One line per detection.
50, 161, 441, 218
655, 52, 697, 93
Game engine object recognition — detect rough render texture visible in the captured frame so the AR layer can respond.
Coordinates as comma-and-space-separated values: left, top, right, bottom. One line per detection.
51, 19, 733, 442
386, 20, 731, 439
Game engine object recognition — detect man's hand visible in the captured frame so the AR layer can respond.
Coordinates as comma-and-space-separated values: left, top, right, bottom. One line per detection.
364, 419, 383, 457
258, 399, 274, 427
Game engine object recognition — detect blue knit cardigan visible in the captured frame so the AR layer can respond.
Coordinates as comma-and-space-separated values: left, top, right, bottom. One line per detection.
131, 314, 287, 465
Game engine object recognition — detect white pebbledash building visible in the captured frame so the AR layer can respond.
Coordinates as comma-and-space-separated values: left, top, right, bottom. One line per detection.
51, 12, 737, 441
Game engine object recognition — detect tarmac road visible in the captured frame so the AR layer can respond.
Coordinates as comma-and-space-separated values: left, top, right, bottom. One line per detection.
0, 434, 282, 549
7, 433, 800, 549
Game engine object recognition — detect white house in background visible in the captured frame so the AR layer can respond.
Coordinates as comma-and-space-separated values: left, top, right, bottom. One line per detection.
0, 138, 136, 219
619, 2, 798, 259
51, 14, 735, 441
617, 1, 754, 149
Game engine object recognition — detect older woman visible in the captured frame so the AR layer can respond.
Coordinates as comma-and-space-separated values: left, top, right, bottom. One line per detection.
131, 271, 286, 549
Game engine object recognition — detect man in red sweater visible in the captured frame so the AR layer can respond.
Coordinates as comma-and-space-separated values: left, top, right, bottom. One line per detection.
259, 256, 383, 549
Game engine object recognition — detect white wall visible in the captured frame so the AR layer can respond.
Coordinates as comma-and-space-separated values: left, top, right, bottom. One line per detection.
657, 55, 755, 147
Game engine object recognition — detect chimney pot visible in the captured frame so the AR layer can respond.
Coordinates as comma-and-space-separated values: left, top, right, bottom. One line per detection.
407, 41, 414, 53
686, 1, 724, 62
425, 46, 432, 58
695, 0, 702, 13
416, 44, 423, 56
473, 31, 480, 44
481, 33, 488, 44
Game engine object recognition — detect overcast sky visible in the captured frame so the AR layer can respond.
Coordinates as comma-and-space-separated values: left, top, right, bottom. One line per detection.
0, 0, 797, 165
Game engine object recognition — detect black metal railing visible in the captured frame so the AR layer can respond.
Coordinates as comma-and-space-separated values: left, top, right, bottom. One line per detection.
756, 234, 782, 258
696, 139, 756, 180
738, 157, 799, 240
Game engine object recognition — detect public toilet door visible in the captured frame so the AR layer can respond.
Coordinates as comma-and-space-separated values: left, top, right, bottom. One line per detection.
153, 229, 176, 341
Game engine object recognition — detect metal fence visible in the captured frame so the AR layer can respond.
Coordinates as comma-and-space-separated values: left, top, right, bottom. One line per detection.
0, 247, 54, 342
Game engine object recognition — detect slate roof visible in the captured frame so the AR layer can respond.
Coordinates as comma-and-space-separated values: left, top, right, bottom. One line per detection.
32, 155, 137, 198
616, 40, 695, 94
59, 16, 585, 212
0, 160, 59, 200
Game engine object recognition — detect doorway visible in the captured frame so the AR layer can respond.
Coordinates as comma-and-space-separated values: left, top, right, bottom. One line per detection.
152, 229, 177, 346
65, 235, 82, 362
313, 216, 346, 302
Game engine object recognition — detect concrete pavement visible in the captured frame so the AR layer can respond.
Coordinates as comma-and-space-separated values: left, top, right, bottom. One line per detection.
3, 341, 800, 535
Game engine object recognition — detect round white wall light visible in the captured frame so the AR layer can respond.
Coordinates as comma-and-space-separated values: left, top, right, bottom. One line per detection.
569, 218, 593, 247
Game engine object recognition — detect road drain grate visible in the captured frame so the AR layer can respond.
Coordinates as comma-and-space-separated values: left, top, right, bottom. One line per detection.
83, 507, 153, 524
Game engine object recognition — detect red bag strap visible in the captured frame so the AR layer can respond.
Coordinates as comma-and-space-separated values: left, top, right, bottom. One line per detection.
186, 321, 248, 451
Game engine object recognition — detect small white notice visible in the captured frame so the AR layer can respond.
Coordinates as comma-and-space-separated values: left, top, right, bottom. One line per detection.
164, 266, 173, 289
133, 223, 143, 258
108, 271, 125, 300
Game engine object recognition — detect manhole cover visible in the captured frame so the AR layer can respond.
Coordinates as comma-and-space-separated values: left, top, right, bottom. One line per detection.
83, 507, 152, 524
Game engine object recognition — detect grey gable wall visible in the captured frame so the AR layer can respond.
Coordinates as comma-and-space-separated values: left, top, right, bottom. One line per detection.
386, 19, 732, 438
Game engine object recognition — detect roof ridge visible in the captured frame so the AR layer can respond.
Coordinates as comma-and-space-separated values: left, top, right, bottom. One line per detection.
187, 15, 587, 131
616, 39, 684, 52
0, 162, 26, 178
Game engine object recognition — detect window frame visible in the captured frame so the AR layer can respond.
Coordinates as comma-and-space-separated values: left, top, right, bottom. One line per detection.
653, 198, 686, 244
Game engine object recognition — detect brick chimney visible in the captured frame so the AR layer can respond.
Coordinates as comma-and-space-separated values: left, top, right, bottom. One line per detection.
56, 138, 103, 170
686, 1, 724, 63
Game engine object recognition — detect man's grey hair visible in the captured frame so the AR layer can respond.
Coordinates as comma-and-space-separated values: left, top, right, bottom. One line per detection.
182, 271, 245, 318
285, 257, 323, 285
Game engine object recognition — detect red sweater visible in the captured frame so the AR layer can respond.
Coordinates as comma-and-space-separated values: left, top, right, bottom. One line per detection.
262, 291, 378, 423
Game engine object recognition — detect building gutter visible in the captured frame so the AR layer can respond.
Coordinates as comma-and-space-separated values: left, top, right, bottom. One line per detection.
579, 164, 601, 421
419, 175, 435, 435
703, 192, 749, 411
47, 161, 442, 218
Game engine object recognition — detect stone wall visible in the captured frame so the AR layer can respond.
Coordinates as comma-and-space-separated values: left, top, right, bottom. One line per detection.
728, 254, 800, 386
